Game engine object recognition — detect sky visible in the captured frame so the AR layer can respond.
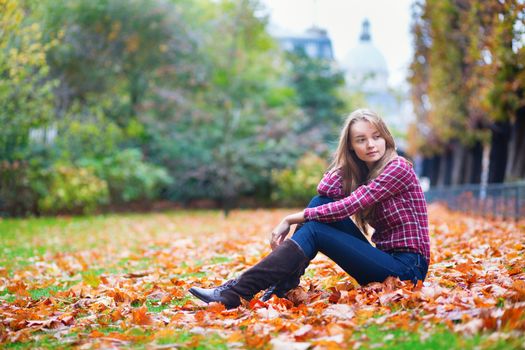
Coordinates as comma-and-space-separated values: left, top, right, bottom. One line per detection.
259, 0, 416, 88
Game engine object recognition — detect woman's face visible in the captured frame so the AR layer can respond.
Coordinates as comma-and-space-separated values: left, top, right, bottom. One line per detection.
349, 120, 386, 168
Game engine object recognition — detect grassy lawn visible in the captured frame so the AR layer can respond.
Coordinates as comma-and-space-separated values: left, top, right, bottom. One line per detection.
1, 207, 524, 349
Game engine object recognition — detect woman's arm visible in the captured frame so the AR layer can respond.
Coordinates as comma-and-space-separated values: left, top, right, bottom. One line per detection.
270, 210, 305, 249
305, 158, 413, 223
317, 169, 344, 199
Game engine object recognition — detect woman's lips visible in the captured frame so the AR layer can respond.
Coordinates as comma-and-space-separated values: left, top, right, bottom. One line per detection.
367, 151, 378, 156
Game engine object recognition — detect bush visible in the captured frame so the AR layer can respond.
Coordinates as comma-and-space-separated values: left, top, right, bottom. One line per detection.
0, 161, 39, 217
79, 149, 173, 204
271, 153, 328, 207
37, 164, 109, 215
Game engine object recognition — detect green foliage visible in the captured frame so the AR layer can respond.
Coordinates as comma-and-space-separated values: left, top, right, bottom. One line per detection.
144, 0, 307, 207
0, 161, 39, 217
0, 0, 358, 216
54, 113, 125, 161
0, 0, 57, 160
79, 149, 173, 203
42, 0, 196, 124
287, 50, 347, 138
36, 164, 109, 214
271, 153, 328, 206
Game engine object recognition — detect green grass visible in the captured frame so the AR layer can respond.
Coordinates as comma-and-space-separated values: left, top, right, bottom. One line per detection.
208, 256, 232, 264
145, 299, 170, 313
29, 285, 64, 300
355, 324, 521, 349
4, 332, 77, 349
155, 331, 229, 350
0, 215, 107, 271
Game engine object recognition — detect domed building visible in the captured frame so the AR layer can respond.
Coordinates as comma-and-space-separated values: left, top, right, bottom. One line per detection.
341, 19, 412, 150
272, 25, 334, 60
343, 19, 388, 94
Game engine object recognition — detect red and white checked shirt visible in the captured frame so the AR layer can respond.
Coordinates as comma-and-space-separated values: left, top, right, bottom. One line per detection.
304, 156, 431, 262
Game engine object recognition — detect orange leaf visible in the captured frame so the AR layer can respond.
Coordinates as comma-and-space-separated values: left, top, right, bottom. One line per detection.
207, 302, 226, 314
111, 308, 124, 322
0, 267, 8, 277
286, 286, 309, 306
511, 280, 525, 301
194, 310, 206, 323
131, 306, 152, 325
328, 287, 341, 303
89, 330, 105, 338
7, 281, 29, 297
248, 298, 267, 309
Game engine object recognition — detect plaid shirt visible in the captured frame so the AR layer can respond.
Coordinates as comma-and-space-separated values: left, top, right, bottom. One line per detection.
304, 157, 431, 262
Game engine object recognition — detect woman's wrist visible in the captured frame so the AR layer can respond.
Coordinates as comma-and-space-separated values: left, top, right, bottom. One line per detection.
285, 210, 305, 225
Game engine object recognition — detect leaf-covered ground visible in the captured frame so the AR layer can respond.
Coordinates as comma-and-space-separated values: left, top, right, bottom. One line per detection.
1, 205, 524, 349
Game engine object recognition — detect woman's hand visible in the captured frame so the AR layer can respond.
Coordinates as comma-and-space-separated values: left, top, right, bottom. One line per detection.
270, 211, 306, 250
270, 220, 291, 250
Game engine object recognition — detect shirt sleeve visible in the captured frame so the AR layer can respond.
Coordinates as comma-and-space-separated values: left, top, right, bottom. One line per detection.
317, 169, 344, 199
305, 158, 413, 222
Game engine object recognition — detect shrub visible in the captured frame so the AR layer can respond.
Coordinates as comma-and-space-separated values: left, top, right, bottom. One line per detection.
37, 164, 109, 215
0, 161, 39, 217
271, 153, 328, 207
79, 149, 173, 204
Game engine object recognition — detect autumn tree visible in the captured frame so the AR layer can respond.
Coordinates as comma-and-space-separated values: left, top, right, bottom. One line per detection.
408, 0, 525, 185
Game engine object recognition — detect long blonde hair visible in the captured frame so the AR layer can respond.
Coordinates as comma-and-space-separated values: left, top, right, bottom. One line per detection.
329, 109, 398, 234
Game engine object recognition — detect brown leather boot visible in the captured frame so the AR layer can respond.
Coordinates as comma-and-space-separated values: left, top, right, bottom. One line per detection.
188, 240, 308, 309
260, 259, 309, 302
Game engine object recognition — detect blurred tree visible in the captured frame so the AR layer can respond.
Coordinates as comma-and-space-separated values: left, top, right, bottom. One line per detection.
0, 0, 57, 215
286, 49, 347, 141
0, 0, 56, 161
408, 0, 525, 185
144, 0, 307, 214
475, 1, 525, 182
42, 0, 197, 126
1, 0, 355, 216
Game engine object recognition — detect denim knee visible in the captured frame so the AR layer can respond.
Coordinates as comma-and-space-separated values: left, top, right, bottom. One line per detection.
291, 221, 325, 259
307, 195, 333, 208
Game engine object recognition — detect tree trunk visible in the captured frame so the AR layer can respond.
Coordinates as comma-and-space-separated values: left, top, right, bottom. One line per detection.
424, 155, 441, 187
466, 141, 483, 184
506, 107, 525, 180
451, 141, 466, 185
437, 149, 453, 187
463, 145, 473, 185
445, 148, 453, 186
488, 121, 510, 183
437, 147, 453, 187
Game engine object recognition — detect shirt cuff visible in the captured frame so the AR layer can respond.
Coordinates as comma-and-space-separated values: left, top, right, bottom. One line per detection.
303, 208, 316, 221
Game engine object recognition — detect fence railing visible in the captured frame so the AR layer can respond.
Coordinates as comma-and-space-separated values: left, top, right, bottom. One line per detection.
425, 182, 525, 220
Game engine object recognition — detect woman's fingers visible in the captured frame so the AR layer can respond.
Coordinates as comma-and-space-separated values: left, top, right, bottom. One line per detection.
269, 221, 291, 250
270, 231, 280, 249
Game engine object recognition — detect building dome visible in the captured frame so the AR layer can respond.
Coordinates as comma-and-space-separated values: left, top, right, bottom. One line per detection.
342, 19, 389, 93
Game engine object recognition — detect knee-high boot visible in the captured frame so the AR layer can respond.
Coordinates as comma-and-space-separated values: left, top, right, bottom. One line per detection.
188, 239, 308, 309
260, 259, 309, 302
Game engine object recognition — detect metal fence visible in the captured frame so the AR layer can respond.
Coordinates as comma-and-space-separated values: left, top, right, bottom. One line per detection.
425, 182, 525, 221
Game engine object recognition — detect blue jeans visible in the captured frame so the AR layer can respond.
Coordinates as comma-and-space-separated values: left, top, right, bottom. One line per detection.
291, 196, 428, 286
